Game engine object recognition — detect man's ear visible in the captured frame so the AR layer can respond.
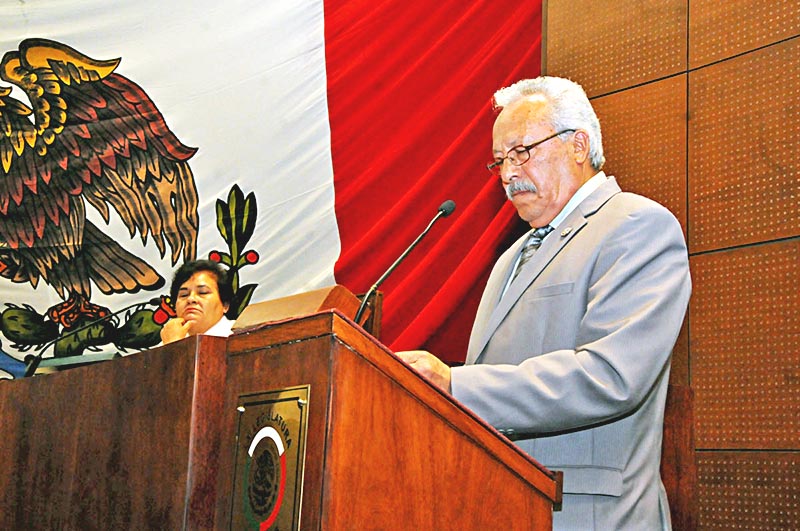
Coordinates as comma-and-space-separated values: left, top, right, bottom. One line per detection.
572, 130, 590, 164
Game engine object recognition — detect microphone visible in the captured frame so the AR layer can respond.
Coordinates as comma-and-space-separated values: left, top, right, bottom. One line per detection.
354, 200, 456, 325
24, 297, 161, 377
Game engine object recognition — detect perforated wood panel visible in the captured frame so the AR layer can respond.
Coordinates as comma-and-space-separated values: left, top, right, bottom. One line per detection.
688, 38, 800, 253
592, 75, 687, 233
545, 0, 686, 96
698, 452, 800, 529
690, 0, 800, 68
671, 315, 690, 386
690, 242, 800, 449
542, 1, 800, 527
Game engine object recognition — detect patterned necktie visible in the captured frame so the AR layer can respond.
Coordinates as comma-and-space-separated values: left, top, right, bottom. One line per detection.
511, 225, 554, 283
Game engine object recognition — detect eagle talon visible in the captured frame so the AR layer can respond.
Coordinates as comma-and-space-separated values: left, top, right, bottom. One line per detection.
46, 295, 110, 329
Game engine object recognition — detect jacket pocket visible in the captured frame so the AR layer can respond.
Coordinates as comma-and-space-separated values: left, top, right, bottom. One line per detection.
529, 281, 574, 299
551, 465, 623, 497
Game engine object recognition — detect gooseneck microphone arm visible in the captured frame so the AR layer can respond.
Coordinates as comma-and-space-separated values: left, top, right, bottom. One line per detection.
354, 200, 456, 326
24, 297, 161, 377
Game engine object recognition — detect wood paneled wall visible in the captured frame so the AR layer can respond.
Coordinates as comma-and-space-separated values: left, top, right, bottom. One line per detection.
543, 1, 799, 529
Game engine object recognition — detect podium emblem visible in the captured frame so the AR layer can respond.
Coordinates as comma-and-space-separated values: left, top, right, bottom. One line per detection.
232, 386, 309, 530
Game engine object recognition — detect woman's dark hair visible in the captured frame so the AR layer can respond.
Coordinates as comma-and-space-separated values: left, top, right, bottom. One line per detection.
169, 259, 233, 308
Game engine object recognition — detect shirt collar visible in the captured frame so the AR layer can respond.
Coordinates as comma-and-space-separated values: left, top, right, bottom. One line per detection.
546, 171, 607, 231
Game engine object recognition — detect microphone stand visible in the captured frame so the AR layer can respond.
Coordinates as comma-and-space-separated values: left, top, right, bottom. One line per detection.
354, 200, 456, 325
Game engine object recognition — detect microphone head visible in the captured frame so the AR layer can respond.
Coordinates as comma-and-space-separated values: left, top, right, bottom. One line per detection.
438, 199, 456, 217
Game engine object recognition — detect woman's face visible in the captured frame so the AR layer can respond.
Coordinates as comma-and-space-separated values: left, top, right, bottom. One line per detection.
174, 271, 228, 335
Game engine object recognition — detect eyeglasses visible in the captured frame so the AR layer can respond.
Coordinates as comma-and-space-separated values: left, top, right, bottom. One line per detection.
486, 129, 576, 176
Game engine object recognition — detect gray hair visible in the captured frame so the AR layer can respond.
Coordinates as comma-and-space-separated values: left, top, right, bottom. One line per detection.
493, 77, 605, 170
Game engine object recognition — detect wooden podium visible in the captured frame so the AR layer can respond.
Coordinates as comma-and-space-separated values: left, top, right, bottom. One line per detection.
0, 308, 559, 529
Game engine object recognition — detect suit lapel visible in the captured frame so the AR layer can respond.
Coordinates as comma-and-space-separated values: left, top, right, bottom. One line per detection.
465, 235, 526, 364
468, 178, 622, 364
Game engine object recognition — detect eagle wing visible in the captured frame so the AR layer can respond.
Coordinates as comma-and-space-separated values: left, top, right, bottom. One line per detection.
0, 39, 198, 298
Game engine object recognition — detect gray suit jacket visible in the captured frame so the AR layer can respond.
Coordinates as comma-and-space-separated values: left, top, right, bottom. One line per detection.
451, 177, 691, 530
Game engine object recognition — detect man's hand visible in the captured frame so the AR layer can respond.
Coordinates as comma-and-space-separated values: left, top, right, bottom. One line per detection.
396, 350, 452, 392
160, 317, 192, 345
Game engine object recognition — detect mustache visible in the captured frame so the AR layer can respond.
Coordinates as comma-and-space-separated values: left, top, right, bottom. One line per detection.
505, 179, 538, 200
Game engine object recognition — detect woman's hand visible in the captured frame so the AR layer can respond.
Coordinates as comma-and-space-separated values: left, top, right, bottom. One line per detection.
160, 317, 192, 344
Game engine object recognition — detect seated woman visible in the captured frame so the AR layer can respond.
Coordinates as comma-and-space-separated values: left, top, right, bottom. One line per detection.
160, 259, 235, 345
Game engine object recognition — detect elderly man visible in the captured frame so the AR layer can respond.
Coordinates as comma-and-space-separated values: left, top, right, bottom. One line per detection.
398, 76, 690, 530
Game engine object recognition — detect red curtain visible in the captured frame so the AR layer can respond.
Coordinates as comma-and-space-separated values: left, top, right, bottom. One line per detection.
325, 1, 542, 363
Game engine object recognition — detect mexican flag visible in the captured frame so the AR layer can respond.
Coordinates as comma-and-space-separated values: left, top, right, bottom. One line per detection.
0, 0, 541, 377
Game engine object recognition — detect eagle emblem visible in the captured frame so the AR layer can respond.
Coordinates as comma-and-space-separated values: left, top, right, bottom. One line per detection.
0, 38, 198, 328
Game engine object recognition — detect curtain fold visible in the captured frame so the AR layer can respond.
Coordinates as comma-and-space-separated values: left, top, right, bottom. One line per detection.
325, 0, 542, 362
